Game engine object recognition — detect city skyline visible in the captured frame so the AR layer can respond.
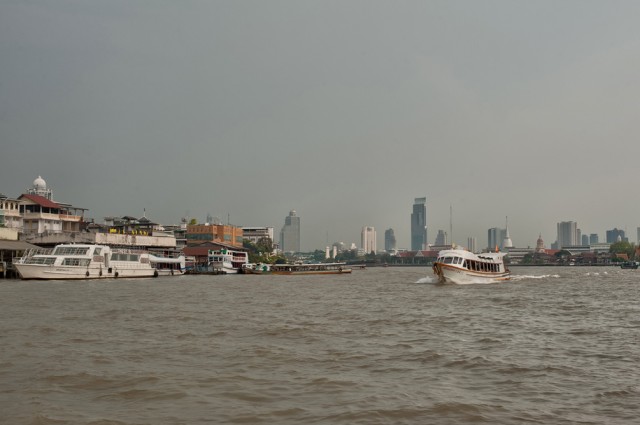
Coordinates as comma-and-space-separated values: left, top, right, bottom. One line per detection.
3, 2, 640, 250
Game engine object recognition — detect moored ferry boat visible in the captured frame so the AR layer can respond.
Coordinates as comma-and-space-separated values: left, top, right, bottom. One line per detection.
149, 252, 186, 276
207, 248, 249, 274
432, 248, 510, 284
14, 244, 159, 280
268, 262, 351, 275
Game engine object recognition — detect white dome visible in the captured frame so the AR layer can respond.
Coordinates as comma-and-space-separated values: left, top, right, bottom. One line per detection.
33, 175, 47, 190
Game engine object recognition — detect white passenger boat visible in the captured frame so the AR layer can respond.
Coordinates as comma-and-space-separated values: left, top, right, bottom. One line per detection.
149, 253, 186, 276
14, 244, 159, 280
432, 248, 510, 284
207, 248, 249, 274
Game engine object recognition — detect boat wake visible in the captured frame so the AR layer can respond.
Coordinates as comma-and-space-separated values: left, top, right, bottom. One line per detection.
510, 274, 561, 281
416, 276, 437, 284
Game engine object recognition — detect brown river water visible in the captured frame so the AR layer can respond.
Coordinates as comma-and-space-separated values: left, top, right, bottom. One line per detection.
1, 266, 639, 424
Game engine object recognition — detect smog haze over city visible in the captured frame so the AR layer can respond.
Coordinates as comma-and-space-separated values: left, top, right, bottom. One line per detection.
2, 1, 640, 251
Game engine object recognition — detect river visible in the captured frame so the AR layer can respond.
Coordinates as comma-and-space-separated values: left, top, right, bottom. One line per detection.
1, 266, 638, 424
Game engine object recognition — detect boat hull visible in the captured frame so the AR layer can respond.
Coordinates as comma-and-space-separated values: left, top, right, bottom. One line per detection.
14, 264, 157, 280
433, 263, 510, 285
269, 269, 352, 275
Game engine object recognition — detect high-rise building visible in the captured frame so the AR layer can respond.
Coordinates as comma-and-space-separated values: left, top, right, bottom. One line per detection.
361, 226, 376, 254
606, 228, 627, 243
411, 197, 427, 251
581, 234, 589, 246
557, 221, 578, 248
487, 227, 505, 250
435, 229, 447, 246
589, 233, 599, 244
467, 237, 477, 253
384, 228, 396, 252
279, 210, 300, 253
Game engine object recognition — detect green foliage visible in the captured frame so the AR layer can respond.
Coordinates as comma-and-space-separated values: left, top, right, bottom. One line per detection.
189, 218, 197, 225
610, 241, 636, 259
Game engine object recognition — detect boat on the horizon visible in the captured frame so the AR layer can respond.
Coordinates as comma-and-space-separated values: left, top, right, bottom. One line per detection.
14, 244, 161, 280
207, 248, 249, 274
620, 261, 639, 269
243, 262, 351, 275
432, 248, 510, 284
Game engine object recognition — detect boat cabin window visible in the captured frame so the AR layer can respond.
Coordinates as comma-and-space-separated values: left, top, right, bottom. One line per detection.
111, 253, 140, 262
53, 246, 90, 256
443, 257, 454, 264
94, 247, 102, 255
62, 258, 91, 267
24, 257, 56, 265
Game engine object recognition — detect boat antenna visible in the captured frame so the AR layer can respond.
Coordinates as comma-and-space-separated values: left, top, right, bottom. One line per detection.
449, 204, 453, 247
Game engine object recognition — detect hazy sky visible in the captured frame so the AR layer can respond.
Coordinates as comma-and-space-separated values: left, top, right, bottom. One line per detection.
2, 1, 640, 251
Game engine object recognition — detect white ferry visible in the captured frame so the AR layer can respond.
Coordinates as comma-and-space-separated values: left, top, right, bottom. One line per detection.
14, 244, 159, 280
207, 248, 249, 274
432, 248, 510, 284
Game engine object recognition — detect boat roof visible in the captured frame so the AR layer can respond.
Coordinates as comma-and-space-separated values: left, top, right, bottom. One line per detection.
438, 248, 507, 260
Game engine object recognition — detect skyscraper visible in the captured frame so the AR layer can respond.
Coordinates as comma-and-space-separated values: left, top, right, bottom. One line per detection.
467, 237, 477, 253
606, 228, 627, 243
361, 226, 376, 254
557, 221, 578, 248
435, 229, 447, 246
487, 227, 505, 251
384, 228, 396, 252
411, 197, 427, 251
279, 210, 300, 253
589, 233, 599, 244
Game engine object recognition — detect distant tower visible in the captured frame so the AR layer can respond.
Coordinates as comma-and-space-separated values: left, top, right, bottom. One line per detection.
411, 197, 427, 251
557, 221, 578, 249
384, 228, 397, 252
467, 237, 477, 253
279, 210, 300, 253
435, 230, 447, 246
488, 227, 502, 251
535, 234, 545, 253
361, 226, 377, 254
589, 233, 599, 245
27, 176, 53, 200
502, 216, 513, 249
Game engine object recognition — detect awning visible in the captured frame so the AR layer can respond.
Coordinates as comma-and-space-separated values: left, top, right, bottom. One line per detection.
0, 240, 40, 251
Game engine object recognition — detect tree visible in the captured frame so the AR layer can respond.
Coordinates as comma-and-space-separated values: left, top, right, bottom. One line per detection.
610, 241, 635, 259
189, 218, 197, 225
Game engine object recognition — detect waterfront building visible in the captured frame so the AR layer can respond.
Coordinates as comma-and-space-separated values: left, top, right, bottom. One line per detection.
435, 229, 447, 246
606, 228, 627, 244
361, 226, 376, 254
384, 228, 397, 252
410, 197, 427, 251
280, 210, 300, 253
19, 176, 86, 236
467, 237, 477, 253
0, 194, 22, 230
557, 221, 578, 249
242, 226, 275, 252
589, 233, 599, 244
186, 223, 244, 248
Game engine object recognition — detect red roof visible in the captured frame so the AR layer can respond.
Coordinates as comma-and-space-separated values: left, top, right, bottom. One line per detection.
19, 193, 60, 209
